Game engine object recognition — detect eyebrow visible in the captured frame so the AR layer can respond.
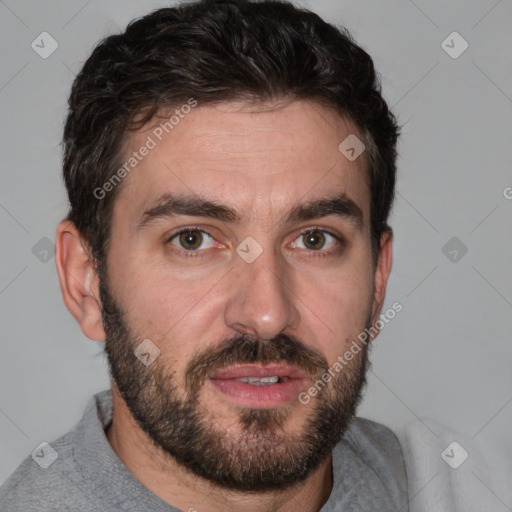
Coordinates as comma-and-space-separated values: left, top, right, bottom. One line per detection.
287, 196, 363, 228
137, 194, 239, 230
137, 192, 363, 231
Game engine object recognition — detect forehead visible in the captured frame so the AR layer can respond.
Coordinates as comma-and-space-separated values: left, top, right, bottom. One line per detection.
117, 99, 370, 226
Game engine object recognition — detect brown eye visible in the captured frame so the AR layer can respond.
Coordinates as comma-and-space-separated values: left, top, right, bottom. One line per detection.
291, 229, 339, 252
302, 230, 326, 250
170, 230, 214, 251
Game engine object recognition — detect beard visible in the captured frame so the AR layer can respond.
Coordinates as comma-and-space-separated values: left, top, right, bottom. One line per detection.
99, 275, 371, 492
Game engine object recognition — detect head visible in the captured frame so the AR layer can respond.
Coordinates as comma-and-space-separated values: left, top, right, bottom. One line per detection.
57, 0, 399, 493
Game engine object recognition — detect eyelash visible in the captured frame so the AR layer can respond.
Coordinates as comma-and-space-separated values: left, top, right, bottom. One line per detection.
166, 226, 344, 259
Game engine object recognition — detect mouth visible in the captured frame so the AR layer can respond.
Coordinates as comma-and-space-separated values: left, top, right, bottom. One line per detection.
207, 363, 309, 408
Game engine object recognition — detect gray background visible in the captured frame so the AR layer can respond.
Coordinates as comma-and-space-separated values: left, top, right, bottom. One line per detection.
1, 0, 511, 508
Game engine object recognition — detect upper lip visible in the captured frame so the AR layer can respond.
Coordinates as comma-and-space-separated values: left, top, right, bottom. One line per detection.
208, 364, 308, 380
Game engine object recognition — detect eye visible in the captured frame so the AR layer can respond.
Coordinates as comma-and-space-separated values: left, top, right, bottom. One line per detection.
291, 229, 339, 251
169, 229, 216, 251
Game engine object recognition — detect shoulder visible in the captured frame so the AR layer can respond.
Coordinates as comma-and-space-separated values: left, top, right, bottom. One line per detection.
345, 416, 406, 465
0, 390, 114, 512
0, 432, 92, 512
340, 417, 409, 509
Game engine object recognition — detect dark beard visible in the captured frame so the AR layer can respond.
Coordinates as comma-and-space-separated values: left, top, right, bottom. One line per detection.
100, 277, 370, 492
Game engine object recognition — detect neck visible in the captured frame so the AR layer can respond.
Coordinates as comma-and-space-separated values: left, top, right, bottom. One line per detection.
106, 387, 333, 512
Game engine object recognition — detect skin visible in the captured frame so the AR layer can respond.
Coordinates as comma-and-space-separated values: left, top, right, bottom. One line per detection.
55, 99, 392, 512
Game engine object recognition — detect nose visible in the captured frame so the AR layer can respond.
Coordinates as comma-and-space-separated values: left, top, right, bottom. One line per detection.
224, 246, 301, 340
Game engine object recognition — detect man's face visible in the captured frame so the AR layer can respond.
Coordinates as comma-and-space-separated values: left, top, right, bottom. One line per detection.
100, 100, 386, 491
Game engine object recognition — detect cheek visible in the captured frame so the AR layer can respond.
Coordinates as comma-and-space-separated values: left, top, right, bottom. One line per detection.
298, 257, 374, 362
110, 259, 227, 367
122, 274, 211, 334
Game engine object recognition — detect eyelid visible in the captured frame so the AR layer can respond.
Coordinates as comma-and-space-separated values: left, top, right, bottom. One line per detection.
165, 225, 216, 243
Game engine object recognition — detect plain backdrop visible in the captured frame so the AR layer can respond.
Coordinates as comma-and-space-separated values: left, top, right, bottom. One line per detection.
1, 0, 511, 508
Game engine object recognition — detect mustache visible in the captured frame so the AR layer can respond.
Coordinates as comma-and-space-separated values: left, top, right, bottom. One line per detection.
185, 332, 329, 395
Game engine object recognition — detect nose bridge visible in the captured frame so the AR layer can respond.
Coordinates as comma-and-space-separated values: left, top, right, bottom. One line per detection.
224, 242, 300, 339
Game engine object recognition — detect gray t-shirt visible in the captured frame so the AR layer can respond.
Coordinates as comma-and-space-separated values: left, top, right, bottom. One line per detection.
0, 390, 409, 511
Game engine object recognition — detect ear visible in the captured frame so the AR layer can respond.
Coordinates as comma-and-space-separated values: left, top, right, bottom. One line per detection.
369, 229, 393, 338
55, 220, 106, 341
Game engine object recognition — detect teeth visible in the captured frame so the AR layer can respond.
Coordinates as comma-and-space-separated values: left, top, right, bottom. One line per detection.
237, 376, 280, 385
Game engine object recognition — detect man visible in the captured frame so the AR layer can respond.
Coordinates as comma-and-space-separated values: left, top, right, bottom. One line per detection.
0, 0, 408, 510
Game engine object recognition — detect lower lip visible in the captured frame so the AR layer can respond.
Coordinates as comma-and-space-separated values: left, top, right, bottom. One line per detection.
207, 378, 307, 408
